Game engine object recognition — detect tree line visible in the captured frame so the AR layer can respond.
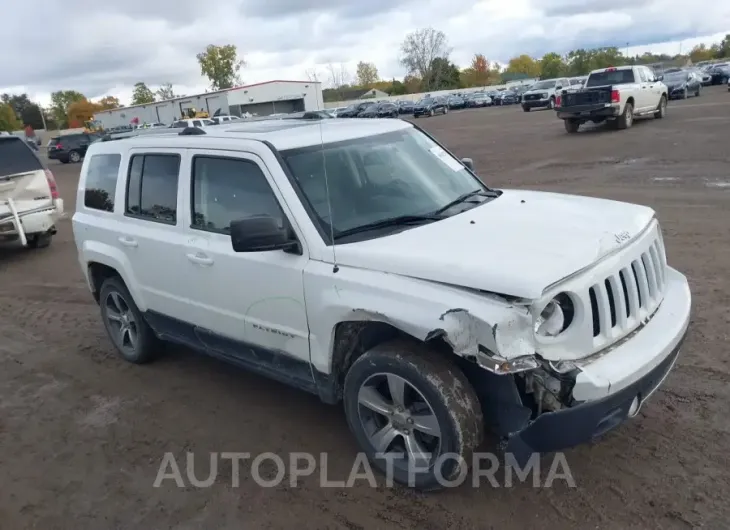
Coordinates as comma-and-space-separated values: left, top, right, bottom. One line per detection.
1, 34, 729, 132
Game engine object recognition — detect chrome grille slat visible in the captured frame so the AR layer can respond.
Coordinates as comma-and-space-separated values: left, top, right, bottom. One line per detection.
587, 226, 667, 347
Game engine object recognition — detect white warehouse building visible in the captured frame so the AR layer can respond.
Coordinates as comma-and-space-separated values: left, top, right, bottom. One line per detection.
93, 80, 324, 128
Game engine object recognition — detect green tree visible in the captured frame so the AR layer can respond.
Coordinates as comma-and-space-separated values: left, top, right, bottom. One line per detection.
505, 54, 541, 77
0, 103, 22, 132
388, 79, 407, 95
1, 93, 45, 129
689, 44, 713, 63
50, 90, 85, 128
539, 52, 565, 79
97, 96, 121, 110
156, 82, 177, 101
356, 61, 379, 87
424, 57, 461, 90
131, 82, 155, 105
196, 44, 245, 90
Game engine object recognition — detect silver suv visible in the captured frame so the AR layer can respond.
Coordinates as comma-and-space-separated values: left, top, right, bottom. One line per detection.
521, 78, 571, 111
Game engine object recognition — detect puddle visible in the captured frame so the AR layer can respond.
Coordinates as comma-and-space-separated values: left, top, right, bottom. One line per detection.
705, 181, 730, 188
652, 177, 679, 182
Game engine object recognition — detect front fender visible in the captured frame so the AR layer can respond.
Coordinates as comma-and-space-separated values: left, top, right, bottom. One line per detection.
303, 262, 535, 375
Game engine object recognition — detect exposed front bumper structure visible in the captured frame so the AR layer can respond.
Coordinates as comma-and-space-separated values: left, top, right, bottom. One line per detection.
504, 266, 691, 465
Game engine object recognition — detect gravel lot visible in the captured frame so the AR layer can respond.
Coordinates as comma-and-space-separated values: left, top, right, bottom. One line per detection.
1, 87, 729, 529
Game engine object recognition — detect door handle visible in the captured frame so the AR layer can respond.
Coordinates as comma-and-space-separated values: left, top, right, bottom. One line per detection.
118, 236, 138, 248
186, 252, 214, 266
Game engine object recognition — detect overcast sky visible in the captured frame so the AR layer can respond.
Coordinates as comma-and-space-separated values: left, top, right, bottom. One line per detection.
1, 0, 728, 107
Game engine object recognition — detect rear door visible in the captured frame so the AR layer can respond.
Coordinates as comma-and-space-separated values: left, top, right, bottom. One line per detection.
0, 136, 53, 220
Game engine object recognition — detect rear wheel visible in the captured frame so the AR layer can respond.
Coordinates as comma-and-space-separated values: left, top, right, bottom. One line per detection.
564, 119, 580, 133
616, 101, 634, 129
695, 85, 701, 97
26, 232, 53, 249
654, 96, 667, 119
429, 109, 434, 117
99, 277, 160, 364
343, 339, 483, 491
522, 106, 530, 112
443, 107, 448, 114
68, 150, 81, 163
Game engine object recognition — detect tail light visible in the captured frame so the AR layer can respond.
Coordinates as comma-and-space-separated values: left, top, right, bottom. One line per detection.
556, 95, 561, 107
54, 143, 63, 150
611, 90, 620, 103
44, 169, 60, 199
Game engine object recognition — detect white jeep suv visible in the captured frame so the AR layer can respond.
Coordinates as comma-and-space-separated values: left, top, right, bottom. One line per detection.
73, 119, 691, 490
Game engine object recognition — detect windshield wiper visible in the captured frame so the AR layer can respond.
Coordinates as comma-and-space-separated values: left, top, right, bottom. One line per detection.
431, 189, 495, 216
333, 214, 443, 240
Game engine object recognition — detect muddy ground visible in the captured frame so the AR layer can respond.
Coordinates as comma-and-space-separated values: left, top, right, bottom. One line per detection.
1, 88, 729, 530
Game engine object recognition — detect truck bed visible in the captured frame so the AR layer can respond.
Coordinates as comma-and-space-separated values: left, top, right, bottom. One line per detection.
560, 86, 613, 107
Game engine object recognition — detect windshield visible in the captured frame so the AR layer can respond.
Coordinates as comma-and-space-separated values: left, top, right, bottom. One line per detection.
530, 80, 556, 90
280, 128, 490, 242
664, 71, 689, 81
585, 69, 635, 87
418, 98, 433, 105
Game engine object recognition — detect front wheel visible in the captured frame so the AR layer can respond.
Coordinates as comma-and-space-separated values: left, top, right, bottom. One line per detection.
429, 109, 434, 117
548, 97, 555, 110
343, 340, 484, 491
443, 107, 448, 114
654, 96, 667, 119
522, 106, 530, 112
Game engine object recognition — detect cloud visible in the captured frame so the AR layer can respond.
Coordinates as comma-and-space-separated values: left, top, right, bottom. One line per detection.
1, 0, 728, 106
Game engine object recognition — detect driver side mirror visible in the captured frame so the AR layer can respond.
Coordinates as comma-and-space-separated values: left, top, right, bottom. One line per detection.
462, 157, 474, 171
230, 215, 299, 253
657, 75, 664, 81
555, 85, 563, 90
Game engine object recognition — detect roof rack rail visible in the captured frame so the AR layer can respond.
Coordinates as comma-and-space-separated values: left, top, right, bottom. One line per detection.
179, 126, 206, 135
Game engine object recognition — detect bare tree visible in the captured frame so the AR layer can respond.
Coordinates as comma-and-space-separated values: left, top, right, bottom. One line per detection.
400, 28, 452, 90
327, 63, 351, 89
304, 68, 321, 82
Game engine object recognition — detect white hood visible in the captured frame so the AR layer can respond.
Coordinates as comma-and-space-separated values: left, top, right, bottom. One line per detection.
332, 189, 655, 299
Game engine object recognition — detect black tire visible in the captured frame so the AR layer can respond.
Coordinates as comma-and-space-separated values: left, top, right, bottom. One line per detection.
654, 95, 667, 119
682, 88, 688, 99
548, 97, 555, 109
26, 232, 53, 249
343, 339, 484, 491
695, 86, 701, 97
429, 109, 434, 117
522, 106, 530, 112
564, 119, 580, 133
99, 276, 160, 364
68, 150, 81, 163
616, 101, 634, 130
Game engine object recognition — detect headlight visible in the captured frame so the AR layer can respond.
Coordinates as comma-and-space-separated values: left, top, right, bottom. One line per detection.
534, 293, 574, 337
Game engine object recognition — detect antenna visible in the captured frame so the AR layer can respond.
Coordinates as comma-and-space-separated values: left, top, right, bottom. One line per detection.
313, 78, 339, 273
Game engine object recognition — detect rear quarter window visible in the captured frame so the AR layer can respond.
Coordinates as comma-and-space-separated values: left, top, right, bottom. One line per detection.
586, 69, 636, 87
0, 137, 43, 177
84, 154, 122, 212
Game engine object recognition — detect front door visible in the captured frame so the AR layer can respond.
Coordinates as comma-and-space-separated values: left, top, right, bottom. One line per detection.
180, 149, 312, 383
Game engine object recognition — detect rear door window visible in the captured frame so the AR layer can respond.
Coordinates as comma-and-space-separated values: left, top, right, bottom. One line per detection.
126, 154, 180, 224
84, 154, 121, 212
0, 137, 43, 177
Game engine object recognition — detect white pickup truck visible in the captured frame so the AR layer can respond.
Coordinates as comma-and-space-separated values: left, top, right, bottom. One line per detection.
556, 65, 668, 133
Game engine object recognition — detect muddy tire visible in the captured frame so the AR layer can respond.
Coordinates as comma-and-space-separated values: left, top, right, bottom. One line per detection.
99, 276, 160, 364
564, 119, 580, 134
26, 232, 53, 249
616, 101, 634, 130
654, 96, 667, 119
343, 339, 484, 491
